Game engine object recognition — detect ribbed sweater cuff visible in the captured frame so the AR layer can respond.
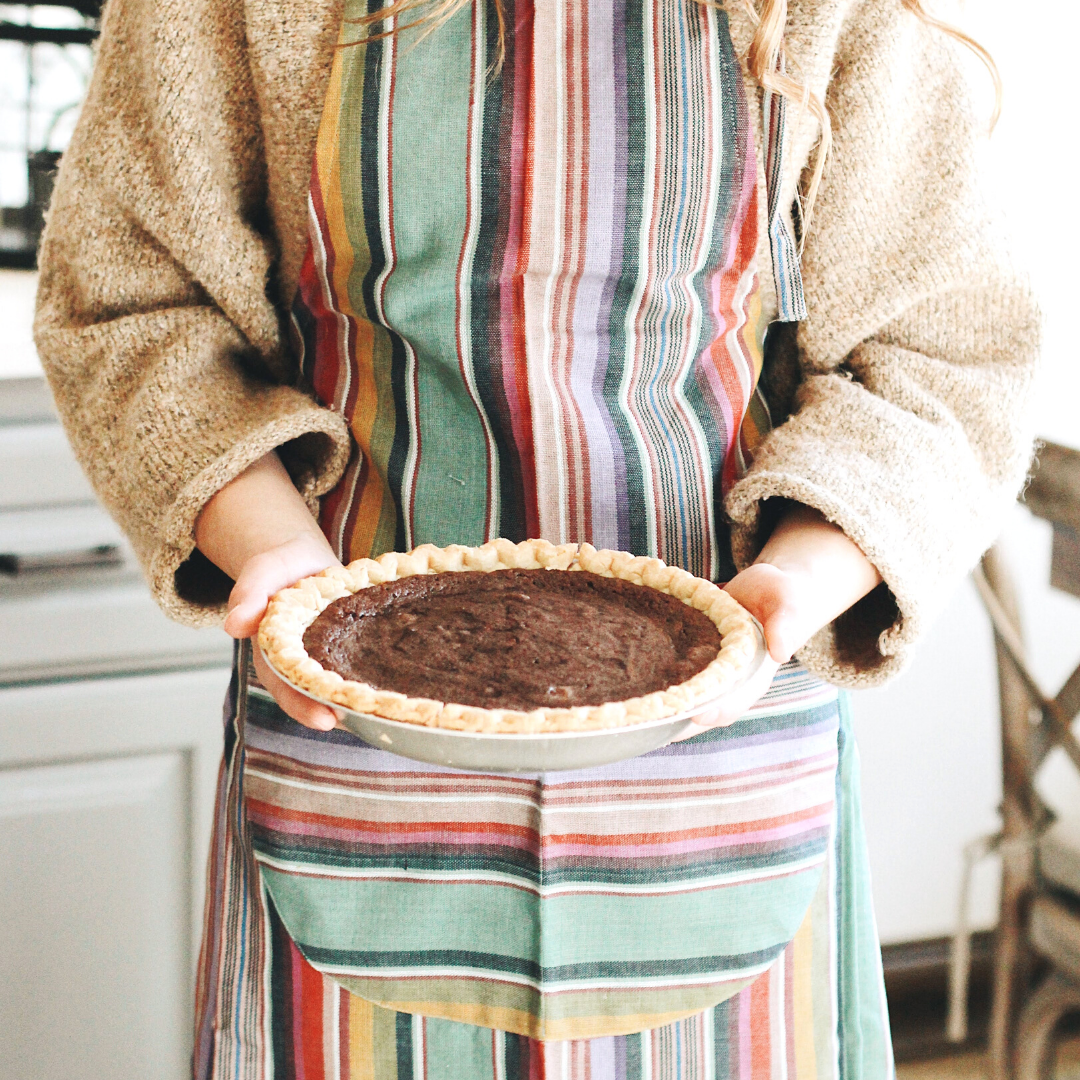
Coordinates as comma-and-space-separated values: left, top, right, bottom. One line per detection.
145, 404, 351, 626
724, 469, 911, 688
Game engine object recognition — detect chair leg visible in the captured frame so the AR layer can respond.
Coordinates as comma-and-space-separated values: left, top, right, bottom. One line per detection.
983, 546, 1040, 1080
1016, 972, 1080, 1080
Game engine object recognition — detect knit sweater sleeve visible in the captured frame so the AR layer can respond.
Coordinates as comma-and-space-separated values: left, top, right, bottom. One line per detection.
32, 0, 351, 626
725, 0, 1041, 686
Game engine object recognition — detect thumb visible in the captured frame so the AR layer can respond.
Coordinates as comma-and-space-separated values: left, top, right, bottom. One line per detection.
723, 564, 802, 664
224, 552, 284, 639
223, 543, 338, 639
757, 610, 801, 665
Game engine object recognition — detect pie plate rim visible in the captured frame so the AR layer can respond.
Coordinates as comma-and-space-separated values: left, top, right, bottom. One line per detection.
256, 616, 768, 773
257, 540, 765, 736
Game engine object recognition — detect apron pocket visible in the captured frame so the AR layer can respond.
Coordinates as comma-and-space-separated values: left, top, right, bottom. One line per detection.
242, 662, 839, 1041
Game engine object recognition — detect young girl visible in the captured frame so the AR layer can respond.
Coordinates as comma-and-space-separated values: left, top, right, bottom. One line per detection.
34, 0, 1038, 1076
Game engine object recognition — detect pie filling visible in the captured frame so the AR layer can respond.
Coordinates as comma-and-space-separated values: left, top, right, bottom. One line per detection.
303, 568, 723, 711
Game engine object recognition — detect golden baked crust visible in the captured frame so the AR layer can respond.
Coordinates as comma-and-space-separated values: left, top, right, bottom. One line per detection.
257, 540, 760, 733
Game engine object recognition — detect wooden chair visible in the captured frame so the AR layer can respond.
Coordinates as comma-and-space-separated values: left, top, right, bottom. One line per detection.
970, 441, 1080, 1080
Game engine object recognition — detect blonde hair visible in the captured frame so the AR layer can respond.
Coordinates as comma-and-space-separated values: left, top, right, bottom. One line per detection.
733, 0, 1001, 236
350, 0, 1001, 237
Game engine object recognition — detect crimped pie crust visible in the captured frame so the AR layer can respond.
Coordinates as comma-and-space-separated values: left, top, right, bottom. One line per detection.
257, 539, 760, 734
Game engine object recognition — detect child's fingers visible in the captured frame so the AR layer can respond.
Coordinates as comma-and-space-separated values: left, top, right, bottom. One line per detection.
251, 648, 339, 731
722, 565, 805, 663
670, 656, 780, 741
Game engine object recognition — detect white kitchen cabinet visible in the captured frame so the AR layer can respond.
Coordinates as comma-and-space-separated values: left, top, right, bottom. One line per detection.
0, 373, 234, 1078
0, 666, 231, 1080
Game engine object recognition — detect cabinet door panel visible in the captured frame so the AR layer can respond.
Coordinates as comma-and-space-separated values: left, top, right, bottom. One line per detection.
0, 754, 190, 1080
0, 666, 231, 958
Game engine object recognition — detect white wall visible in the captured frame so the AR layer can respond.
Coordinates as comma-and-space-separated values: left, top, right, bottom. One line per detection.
0, 269, 39, 379
850, 0, 1080, 944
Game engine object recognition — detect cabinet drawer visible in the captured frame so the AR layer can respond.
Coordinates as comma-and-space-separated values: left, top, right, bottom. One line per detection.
0, 423, 94, 510
0, 581, 232, 683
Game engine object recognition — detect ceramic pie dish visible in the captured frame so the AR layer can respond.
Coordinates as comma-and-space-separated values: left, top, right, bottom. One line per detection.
257, 539, 766, 769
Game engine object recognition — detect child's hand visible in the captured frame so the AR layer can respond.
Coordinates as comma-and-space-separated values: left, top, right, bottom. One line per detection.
196, 461, 882, 740
195, 452, 343, 731
677, 502, 883, 737
224, 534, 344, 732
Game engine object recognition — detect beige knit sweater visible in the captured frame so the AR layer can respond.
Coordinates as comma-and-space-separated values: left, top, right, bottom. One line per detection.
33, 0, 1040, 687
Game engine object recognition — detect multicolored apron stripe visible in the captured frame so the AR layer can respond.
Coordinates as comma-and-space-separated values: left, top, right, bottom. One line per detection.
193, 656, 878, 1079
194, 653, 892, 1078
291, 0, 773, 583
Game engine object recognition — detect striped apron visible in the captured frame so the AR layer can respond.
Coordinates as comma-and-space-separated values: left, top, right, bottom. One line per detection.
193, 1, 894, 1075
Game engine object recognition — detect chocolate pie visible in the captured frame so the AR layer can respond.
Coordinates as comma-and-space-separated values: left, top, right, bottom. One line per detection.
258, 540, 759, 733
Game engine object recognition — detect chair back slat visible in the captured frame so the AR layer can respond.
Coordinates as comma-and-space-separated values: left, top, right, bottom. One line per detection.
1024, 442, 1080, 531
